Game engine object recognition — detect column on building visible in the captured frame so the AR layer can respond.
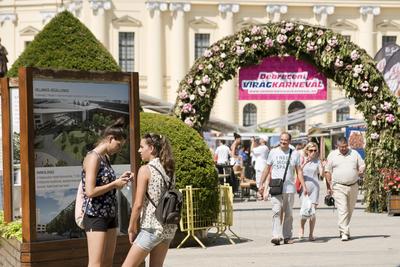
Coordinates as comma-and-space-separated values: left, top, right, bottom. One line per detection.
313, 5, 335, 125
265, 5, 288, 127
89, 0, 111, 48
313, 5, 335, 27
0, 13, 17, 66
213, 3, 239, 124
168, 3, 191, 103
145, 2, 168, 99
359, 6, 380, 57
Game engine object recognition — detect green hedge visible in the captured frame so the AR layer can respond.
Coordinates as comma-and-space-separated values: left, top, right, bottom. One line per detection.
140, 113, 219, 221
8, 11, 120, 77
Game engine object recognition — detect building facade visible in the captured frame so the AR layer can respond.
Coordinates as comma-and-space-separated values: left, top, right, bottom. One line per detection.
1, 0, 399, 131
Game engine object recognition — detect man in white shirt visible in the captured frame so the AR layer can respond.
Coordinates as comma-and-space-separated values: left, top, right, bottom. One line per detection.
251, 135, 270, 188
259, 132, 307, 245
325, 137, 365, 241
214, 140, 231, 165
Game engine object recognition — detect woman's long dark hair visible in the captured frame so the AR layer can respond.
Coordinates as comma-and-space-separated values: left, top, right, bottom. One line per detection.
143, 133, 175, 178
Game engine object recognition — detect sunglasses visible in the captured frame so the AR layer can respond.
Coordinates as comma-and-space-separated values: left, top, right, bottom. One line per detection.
308, 149, 317, 152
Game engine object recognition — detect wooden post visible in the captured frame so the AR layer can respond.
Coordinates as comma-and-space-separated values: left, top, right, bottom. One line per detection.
18, 67, 36, 242
0, 77, 13, 223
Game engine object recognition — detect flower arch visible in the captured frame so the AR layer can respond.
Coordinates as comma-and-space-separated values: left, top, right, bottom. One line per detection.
172, 22, 400, 211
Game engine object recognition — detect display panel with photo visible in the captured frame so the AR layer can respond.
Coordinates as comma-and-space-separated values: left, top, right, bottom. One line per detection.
33, 78, 132, 240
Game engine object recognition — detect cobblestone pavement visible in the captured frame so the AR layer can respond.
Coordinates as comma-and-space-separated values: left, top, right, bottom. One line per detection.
164, 182, 400, 267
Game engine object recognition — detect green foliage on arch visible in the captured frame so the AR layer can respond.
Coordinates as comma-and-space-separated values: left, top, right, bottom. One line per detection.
173, 22, 400, 211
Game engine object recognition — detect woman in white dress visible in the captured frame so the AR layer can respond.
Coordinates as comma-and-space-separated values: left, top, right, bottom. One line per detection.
299, 142, 323, 241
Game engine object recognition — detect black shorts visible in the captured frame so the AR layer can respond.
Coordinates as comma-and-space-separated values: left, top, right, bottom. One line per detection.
83, 214, 118, 232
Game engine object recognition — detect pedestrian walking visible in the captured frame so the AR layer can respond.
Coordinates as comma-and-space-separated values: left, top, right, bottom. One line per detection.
325, 136, 365, 241
81, 117, 132, 267
123, 133, 177, 267
258, 132, 308, 245
299, 142, 323, 241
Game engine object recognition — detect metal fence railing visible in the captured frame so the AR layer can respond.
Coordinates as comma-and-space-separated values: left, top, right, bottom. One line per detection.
177, 185, 239, 249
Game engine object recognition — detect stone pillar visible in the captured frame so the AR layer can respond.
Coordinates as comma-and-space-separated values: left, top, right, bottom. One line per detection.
266, 5, 287, 23
168, 3, 191, 102
0, 13, 17, 65
359, 6, 380, 57
313, 5, 335, 124
89, 0, 111, 48
213, 3, 239, 124
146, 2, 168, 99
313, 5, 335, 27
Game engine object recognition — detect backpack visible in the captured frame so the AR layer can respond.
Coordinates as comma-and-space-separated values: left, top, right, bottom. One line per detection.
146, 164, 183, 225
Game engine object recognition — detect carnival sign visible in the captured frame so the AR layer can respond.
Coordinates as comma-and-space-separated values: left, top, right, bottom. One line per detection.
239, 56, 327, 100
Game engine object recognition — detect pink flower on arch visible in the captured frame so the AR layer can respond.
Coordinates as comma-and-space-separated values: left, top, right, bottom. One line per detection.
385, 114, 395, 123
276, 34, 287, 44
184, 117, 194, 127
182, 103, 193, 113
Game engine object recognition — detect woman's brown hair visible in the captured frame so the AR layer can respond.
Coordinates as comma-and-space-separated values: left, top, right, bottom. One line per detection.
143, 133, 175, 178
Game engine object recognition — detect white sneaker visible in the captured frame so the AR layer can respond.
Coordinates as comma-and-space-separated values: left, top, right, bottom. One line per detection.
341, 233, 349, 241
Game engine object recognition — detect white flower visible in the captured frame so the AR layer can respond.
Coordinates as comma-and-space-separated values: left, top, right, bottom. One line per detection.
198, 86, 207, 96
251, 25, 261, 35
235, 40, 242, 45
236, 46, 245, 55
372, 105, 377, 110
195, 80, 202, 86
202, 75, 211, 84
317, 39, 322, 45
244, 37, 250, 43
285, 22, 294, 31
252, 44, 258, 49
221, 52, 227, 59
298, 25, 304, 31
372, 120, 377, 126
351, 50, 360, 61
359, 81, 369, 91
280, 28, 287, 34
190, 94, 195, 101
335, 58, 344, 68
371, 133, 380, 140
276, 34, 287, 44
307, 32, 313, 38
373, 86, 379, 92
207, 64, 213, 70
203, 49, 212, 57
353, 64, 363, 77
184, 117, 194, 127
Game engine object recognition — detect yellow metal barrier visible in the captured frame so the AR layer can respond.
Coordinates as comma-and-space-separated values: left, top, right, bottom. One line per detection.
177, 185, 239, 248
214, 184, 240, 244
178, 186, 215, 248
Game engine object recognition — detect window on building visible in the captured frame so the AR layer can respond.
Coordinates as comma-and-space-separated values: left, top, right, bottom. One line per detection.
382, 35, 397, 47
119, 32, 135, 72
336, 106, 350, 122
243, 103, 257, 126
194, 33, 210, 60
288, 101, 305, 132
342, 35, 351, 42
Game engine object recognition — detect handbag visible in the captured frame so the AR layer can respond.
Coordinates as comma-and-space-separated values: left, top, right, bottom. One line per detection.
75, 180, 89, 229
269, 149, 293, 196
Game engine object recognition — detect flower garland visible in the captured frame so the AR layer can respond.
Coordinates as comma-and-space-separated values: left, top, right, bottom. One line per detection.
172, 21, 400, 211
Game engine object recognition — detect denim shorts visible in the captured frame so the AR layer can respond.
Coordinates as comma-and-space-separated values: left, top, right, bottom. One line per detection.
134, 229, 172, 252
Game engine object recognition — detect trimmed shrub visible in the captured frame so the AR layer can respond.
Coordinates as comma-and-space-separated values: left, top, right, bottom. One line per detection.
140, 113, 219, 221
8, 11, 120, 77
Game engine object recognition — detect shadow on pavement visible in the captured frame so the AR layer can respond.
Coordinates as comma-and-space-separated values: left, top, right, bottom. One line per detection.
295, 234, 390, 243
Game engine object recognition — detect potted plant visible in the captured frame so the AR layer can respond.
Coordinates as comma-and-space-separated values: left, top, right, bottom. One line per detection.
381, 168, 400, 215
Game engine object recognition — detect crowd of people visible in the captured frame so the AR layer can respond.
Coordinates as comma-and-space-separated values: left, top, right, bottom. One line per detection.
78, 117, 365, 266
212, 132, 365, 246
